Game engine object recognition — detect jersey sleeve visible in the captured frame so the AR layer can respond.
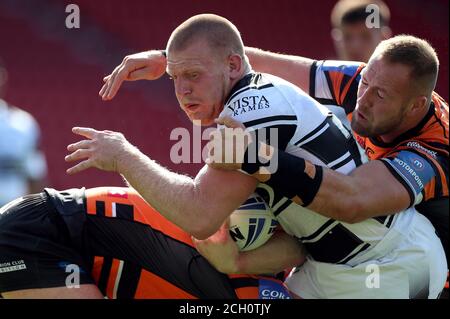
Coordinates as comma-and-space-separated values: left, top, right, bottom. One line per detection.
380, 147, 446, 207
309, 60, 365, 115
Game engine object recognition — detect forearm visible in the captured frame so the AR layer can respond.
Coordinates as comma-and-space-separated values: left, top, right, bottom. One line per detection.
307, 169, 366, 222
234, 232, 306, 275
117, 144, 258, 238
244, 145, 410, 223
245, 47, 314, 92
117, 146, 208, 237
309, 166, 409, 222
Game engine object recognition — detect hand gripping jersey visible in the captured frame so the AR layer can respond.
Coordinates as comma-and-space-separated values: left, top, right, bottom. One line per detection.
310, 60, 449, 264
219, 72, 414, 264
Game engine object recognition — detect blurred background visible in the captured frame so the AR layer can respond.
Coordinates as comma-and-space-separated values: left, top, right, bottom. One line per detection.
0, 0, 448, 192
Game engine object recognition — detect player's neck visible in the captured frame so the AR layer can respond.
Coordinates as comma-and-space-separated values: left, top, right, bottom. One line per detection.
231, 70, 253, 88
224, 70, 253, 103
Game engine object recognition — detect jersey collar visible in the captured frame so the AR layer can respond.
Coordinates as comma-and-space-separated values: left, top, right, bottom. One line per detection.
224, 72, 256, 106
369, 101, 436, 148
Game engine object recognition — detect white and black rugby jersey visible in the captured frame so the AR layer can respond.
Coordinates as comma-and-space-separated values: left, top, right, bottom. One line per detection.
219, 72, 417, 265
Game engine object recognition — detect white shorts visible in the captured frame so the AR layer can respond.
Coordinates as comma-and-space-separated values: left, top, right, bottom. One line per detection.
285, 213, 448, 299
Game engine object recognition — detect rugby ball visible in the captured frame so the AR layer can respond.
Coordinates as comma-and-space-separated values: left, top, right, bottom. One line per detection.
229, 193, 278, 251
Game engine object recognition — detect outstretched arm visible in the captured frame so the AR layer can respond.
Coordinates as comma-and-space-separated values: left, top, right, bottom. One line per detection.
245, 47, 314, 92
99, 48, 314, 101
65, 127, 258, 239
239, 142, 410, 223
99, 50, 167, 100
208, 117, 411, 224
308, 159, 411, 222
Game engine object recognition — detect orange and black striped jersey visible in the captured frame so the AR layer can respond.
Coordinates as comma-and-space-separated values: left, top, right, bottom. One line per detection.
310, 60, 449, 208
83, 187, 292, 299
0, 187, 292, 299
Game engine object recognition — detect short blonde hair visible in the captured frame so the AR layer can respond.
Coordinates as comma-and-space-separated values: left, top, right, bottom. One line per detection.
372, 35, 439, 93
167, 14, 245, 59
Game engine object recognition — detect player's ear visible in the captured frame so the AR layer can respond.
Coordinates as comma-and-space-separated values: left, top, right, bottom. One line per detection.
405, 93, 428, 118
411, 95, 428, 113
228, 54, 243, 80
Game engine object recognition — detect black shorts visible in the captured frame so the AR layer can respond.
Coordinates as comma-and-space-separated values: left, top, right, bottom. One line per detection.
0, 192, 95, 292
0, 188, 241, 298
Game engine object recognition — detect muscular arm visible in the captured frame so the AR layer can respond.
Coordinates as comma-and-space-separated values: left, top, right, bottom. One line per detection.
118, 147, 259, 239
250, 146, 411, 223
100, 48, 313, 101
65, 128, 258, 239
310, 160, 411, 223
235, 231, 306, 274
245, 47, 314, 92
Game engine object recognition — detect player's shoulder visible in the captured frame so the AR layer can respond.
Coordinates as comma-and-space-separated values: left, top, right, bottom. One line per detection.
400, 97, 448, 155
222, 73, 294, 123
44, 187, 86, 215
314, 60, 366, 75
224, 72, 285, 106
432, 92, 449, 108
431, 92, 449, 125
385, 140, 444, 179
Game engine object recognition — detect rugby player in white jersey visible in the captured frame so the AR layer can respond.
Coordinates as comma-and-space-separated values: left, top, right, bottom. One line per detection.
66, 14, 447, 298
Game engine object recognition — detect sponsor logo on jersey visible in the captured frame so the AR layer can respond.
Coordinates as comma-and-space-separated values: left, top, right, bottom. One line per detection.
0, 260, 27, 273
259, 279, 291, 299
227, 95, 270, 116
107, 189, 128, 199
406, 142, 437, 158
393, 158, 424, 190
410, 157, 425, 171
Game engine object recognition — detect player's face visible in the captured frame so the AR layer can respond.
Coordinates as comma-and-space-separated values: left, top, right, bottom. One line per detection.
167, 39, 230, 126
353, 57, 413, 140
333, 22, 385, 62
